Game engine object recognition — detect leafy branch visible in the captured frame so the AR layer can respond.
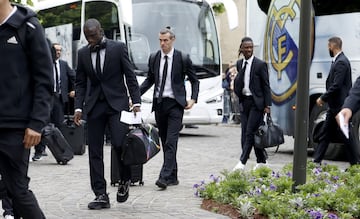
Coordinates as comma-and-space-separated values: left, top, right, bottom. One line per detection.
212, 3, 225, 16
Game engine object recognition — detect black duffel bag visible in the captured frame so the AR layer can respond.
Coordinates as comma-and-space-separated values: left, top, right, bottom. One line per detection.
121, 123, 161, 165
254, 113, 285, 149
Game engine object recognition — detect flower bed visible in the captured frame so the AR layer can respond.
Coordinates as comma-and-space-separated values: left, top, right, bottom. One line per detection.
194, 162, 360, 219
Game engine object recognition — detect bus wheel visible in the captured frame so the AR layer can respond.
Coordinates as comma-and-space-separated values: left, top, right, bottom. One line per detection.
309, 104, 346, 161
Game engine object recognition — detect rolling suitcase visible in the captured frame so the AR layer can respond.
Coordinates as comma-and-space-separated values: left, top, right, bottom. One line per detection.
60, 115, 86, 155
110, 147, 144, 186
42, 123, 74, 165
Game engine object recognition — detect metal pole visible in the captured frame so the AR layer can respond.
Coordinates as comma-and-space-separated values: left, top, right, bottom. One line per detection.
292, 0, 312, 191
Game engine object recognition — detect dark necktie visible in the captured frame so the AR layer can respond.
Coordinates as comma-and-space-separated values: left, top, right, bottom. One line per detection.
91, 41, 106, 77
158, 55, 168, 103
241, 61, 248, 74
96, 48, 102, 76
54, 62, 60, 93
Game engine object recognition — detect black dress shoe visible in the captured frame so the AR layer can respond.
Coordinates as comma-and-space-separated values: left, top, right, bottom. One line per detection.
88, 194, 110, 210
117, 180, 130, 203
155, 178, 167, 189
166, 179, 179, 186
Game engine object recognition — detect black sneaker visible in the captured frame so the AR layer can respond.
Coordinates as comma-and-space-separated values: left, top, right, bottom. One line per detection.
32, 154, 43, 161
88, 194, 110, 210
155, 178, 167, 189
117, 180, 130, 203
166, 179, 179, 186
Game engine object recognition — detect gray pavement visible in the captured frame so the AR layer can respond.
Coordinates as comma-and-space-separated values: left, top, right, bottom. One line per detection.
1, 124, 350, 218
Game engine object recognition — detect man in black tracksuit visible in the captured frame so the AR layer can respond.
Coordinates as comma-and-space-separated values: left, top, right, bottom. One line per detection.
0, 1, 53, 218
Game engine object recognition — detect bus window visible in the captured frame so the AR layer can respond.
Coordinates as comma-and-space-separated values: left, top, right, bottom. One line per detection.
37, 1, 121, 41
129, 0, 220, 79
85, 1, 121, 40
37, 2, 82, 40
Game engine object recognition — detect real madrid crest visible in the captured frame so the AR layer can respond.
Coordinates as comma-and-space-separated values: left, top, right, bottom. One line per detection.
263, 0, 314, 105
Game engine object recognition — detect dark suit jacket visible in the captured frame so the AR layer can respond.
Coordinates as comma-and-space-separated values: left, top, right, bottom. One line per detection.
234, 57, 272, 111
75, 40, 141, 113
140, 49, 199, 111
321, 52, 352, 112
58, 59, 75, 103
343, 75, 360, 113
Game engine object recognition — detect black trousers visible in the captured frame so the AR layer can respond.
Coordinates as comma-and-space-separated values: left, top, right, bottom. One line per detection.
0, 129, 45, 219
155, 98, 184, 181
314, 110, 360, 165
2, 195, 13, 216
87, 100, 130, 196
239, 97, 267, 164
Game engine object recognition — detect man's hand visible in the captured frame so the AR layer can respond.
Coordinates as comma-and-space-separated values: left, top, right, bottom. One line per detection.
23, 128, 41, 149
336, 108, 352, 127
68, 90, 75, 98
185, 99, 196, 110
264, 106, 271, 114
74, 111, 82, 126
132, 106, 141, 116
316, 97, 325, 107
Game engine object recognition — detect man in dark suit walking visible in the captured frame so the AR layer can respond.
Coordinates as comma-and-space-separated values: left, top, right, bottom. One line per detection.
314, 36, 360, 165
74, 19, 141, 209
32, 43, 76, 161
140, 27, 199, 189
233, 37, 271, 171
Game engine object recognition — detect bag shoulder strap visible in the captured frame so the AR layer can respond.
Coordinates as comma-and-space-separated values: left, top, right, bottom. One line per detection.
17, 16, 37, 52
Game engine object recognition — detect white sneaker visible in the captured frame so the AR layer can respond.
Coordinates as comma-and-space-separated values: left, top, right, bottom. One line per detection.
5, 215, 15, 219
253, 161, 269, 170
232, 161, 245, 171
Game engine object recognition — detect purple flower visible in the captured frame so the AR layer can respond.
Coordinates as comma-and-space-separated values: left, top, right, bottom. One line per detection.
193, 183, 199, 189
269, 184, 277, 191
332, 176, 339, 181
194, 190, 199, 197
209, 174, 219, 183
255, 187, 262, 195
286, 172, 292, 177
327, 213, 338, 219
307, 209, 323, 219
312, 168, 321, 175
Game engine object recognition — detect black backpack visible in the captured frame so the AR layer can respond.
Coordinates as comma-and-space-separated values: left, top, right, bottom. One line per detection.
16, 17, 56, 61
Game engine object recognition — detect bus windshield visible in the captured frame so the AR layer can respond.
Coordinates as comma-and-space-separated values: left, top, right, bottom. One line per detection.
313, 0, 360, 15
128, 0, 220, 79
37, 1, 121, 41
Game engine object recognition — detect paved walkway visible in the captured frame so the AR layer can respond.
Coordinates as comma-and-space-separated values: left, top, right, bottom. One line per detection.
1, 124, 349, 218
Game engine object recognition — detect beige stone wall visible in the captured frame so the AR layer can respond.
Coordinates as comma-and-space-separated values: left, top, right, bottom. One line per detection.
216, 0, 246, 71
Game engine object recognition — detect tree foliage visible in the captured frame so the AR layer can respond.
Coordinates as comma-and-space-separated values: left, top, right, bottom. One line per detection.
10, 0, 33, 6
212, 3, 225, 16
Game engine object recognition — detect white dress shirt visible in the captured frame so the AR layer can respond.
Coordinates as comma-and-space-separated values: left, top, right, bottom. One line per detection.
242, 55, 254, 96
53, 59, 61, 93
157, 48, 175, 99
